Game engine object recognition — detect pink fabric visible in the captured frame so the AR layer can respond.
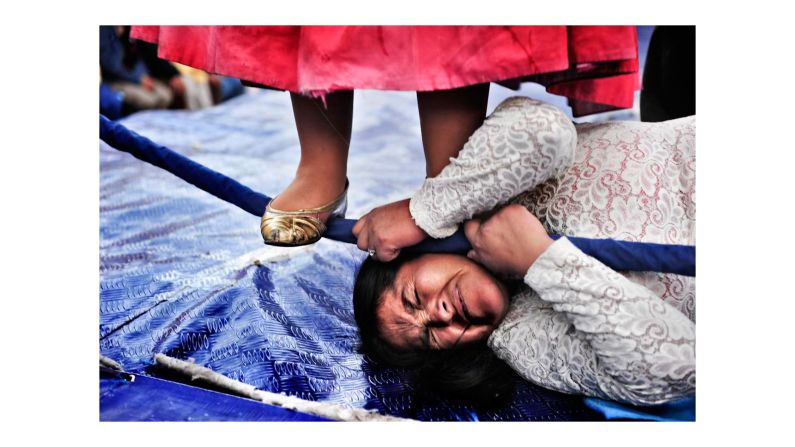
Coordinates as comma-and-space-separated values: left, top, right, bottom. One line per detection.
132, 26, 639, 116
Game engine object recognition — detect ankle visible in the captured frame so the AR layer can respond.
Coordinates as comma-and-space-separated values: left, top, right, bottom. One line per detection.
293, 166, 347, 192
271, 173, 347, 211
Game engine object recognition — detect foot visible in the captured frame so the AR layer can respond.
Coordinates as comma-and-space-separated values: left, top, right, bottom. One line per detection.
269, 174, 348, 222
261, 175, 348, 246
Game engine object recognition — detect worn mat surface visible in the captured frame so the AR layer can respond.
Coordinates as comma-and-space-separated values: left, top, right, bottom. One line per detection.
99, 89, 602, 421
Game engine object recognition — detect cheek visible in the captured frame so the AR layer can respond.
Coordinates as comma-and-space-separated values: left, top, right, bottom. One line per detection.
472, 273, 508, 317
464, 325, 494, 345
439, 324, 492, 348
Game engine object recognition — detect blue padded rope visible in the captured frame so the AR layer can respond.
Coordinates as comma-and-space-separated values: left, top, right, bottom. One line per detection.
100, 115, 695, 276
100, 115, 269, 217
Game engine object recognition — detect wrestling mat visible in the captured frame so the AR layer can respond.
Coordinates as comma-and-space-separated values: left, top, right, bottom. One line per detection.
99, 89, 602, 421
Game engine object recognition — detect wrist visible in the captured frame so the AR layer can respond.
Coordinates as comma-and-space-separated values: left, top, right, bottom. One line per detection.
401, 199, 428, 241
409, 191, 457, 239
523, 237, 576, 286
523, 235, 553, 272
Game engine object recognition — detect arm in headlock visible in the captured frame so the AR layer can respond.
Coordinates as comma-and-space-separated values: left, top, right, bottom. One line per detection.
410, 97, 577, 238
491, 237, 695, 405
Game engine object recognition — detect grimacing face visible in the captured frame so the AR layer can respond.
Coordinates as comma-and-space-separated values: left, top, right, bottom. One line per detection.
376, 253, 510, 351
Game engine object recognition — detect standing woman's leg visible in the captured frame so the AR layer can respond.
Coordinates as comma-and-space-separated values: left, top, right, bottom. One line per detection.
417, 83, 490, 177
270, 90, 353, 211
262, 90, 353, 246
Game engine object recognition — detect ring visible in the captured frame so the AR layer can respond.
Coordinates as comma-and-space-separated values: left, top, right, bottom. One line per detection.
368, 248, 376, 258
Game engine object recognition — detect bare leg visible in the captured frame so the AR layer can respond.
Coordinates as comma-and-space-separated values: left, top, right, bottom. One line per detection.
417, 83, 490, 177
270, 91, 353, 211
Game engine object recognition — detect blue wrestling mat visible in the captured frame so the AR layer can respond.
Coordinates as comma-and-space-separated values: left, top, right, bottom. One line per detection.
100, 370, 331, 421
99, 89, 606, 421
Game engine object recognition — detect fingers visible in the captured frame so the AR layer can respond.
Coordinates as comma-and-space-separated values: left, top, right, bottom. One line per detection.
464, 220, 483, 264
355, 226, 369, 252
353, 214, 371, 253
353, 204, 417, 263
356, 238, 369, 253
463, 219, 481, 244
369, 230, 398, 262
353, 217, 396, 262
351, 215, 365, 236
359, 235, 399, 262
378, 247, 399, 263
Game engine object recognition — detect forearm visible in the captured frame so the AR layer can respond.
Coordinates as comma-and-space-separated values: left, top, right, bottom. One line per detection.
524, 237, 695, 404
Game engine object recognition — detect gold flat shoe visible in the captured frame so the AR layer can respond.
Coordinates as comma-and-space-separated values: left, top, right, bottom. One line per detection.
260, 180, 348, 246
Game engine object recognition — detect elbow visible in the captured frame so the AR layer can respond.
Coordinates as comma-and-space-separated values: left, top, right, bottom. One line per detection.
601, 372, 696, 406
494, 97, 577, 176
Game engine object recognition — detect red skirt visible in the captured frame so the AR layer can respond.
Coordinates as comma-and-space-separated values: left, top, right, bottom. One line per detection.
132, 26, 639, 117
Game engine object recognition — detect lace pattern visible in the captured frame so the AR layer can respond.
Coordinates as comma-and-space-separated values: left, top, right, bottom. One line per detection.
512, 116, 696, 321
410, 97, 577, 238
409, 98, 696, 405
489, 238, 695, 405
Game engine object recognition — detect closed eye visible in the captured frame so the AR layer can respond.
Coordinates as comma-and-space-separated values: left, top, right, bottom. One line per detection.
426, 327, 439, 349
401, 295, 415, 314
411, 284, 436, 350
403, 283, 422, 314
402, 283, 420, 314
421, 326, 441, 350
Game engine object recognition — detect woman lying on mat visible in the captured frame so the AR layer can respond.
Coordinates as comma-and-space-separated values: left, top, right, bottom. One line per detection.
352, 97, 695, 406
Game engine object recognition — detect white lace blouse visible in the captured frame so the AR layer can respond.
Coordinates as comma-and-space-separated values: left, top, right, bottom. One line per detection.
409, 97, 696, 406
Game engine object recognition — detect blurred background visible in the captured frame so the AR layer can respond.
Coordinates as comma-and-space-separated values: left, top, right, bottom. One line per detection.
101, 26, 695, 123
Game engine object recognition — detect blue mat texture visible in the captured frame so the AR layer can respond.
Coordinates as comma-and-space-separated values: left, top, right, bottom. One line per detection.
100, 371, 331, 421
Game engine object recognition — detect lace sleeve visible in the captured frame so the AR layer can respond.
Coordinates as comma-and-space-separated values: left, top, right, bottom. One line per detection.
488, 237, 695, 405
409, 97, 577, 238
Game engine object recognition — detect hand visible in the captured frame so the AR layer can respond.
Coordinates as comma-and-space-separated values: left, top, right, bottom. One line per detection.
352, 198, 428, 262
463, 204, 553, 278
141, 75, 155, 91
